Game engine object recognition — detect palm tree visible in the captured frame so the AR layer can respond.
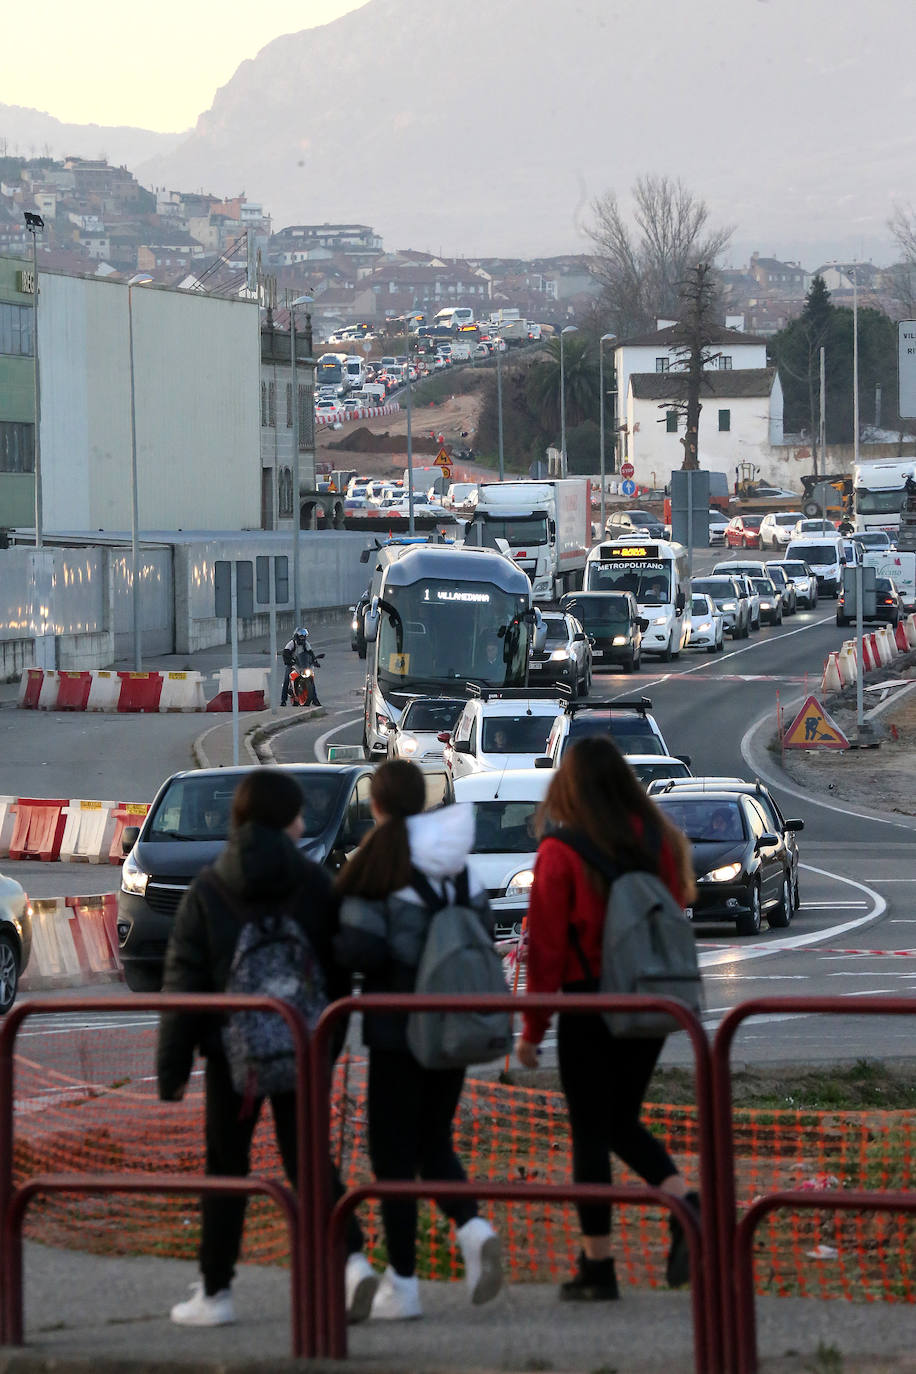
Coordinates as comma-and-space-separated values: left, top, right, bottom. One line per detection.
525, 335, 599, 439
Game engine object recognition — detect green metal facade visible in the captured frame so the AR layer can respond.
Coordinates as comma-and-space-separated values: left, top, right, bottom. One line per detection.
0, 254, 36, 527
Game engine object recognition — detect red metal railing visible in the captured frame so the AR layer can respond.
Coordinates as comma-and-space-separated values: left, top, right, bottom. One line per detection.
0, 995, 314, 1356
733, 1190, 916, 1374
711, 996, 916, 1373
309, 992, 719, 1371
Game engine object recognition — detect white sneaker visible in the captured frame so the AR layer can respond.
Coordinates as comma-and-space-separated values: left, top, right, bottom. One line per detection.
370, 1265, 422, 1320
345, 1252, 380, 1324
457, 1217, 503, 1305
170, 1281, 236, 1326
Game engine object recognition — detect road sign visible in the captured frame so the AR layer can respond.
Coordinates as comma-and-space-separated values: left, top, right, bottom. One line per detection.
783, 695, 849, 750
434, 448, 451, 467
898, 321, 916, 418
620, 461, 635, 479
439, 464, 452, 480
621, 478, 636, 497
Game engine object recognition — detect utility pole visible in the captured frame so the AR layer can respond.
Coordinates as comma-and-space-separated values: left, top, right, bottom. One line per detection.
289, 297, 301, 626
852, 266, 860, 473
599, 333, 616, 530
496, 340, 504, 480
24, 213, 43, 547
406, 325, 415, 533
818, 346, 826, 478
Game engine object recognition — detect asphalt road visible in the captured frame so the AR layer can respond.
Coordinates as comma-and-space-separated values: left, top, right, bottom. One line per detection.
270, 547, 916, 1066
7, 549, 916, 1065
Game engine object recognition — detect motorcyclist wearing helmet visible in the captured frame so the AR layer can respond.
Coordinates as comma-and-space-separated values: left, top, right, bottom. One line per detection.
280, 627, 321, 706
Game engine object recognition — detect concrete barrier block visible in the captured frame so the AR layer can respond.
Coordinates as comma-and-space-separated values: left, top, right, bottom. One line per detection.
0, 796, 17, 857
159, 670, 207, 711
18, 668, 43, 709
26, 897, 83, 981
60, 799, 120, 863
87, 670, 121, 711
36, 670, 60, 710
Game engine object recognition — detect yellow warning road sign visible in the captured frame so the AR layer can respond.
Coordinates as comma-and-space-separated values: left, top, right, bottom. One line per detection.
783, 695, 849, 750
439, 464, 452, 480
434, 448, 451, 467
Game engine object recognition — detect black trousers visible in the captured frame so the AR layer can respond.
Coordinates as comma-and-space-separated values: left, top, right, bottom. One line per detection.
557, 1012, 678, 1237
200, 1054, 362, 1294
367, 1047, 477, 1278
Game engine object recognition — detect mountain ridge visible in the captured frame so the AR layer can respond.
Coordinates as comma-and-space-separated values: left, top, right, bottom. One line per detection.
0, 103, 184, 169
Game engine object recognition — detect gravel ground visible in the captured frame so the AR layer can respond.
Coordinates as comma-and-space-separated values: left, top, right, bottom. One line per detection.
781, 663, 916, 817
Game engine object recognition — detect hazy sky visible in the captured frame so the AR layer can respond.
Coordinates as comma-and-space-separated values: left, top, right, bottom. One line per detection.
1, 0, 369, 132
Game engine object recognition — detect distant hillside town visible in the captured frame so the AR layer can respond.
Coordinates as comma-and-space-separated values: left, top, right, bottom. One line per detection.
0, 155, 906, 340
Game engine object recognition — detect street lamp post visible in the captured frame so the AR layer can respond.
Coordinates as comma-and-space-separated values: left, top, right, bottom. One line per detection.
405, 323, 415, 533
23, 213, 44, 548
288, 294, 313, 626
127, 273, 153, 671
598, 332, 616, 531
559, 325, 577, 475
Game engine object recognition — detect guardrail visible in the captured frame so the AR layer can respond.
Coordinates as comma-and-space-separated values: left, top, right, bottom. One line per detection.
711, 995, 916, 1373
0, 994, 314, 1356
309, 993, 718, 1370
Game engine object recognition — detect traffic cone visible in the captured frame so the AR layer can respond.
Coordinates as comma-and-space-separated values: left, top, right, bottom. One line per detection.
820, 652, 843, 695
895, 621, 909, 652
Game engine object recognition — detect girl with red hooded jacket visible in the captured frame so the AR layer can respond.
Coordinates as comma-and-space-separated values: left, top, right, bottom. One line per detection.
515, 736, 699, 1301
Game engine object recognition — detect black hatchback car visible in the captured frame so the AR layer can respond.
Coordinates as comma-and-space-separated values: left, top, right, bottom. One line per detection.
653, 790, 796, 936
528, 609, 593, 694
559, 591, 647, 673
117, 763, 453, 992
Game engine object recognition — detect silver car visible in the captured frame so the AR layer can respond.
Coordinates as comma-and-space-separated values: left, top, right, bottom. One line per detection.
770, 560, 818, 610
1, 871, 32, 1014
387, 697, 465, 762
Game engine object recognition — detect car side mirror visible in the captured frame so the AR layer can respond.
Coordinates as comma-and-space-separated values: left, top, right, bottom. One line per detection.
572, 631, 586, 643
364, 596, 380, 642
676, 754, 692, 767
675, 590, 686, 611
784, 819, 805, 832
755, 832, 780, 851
121, 826, 140, 854
638, 618, 650, 633
437, 731, 451, 743
453, 739, 471, 754
534, 756, 553, 769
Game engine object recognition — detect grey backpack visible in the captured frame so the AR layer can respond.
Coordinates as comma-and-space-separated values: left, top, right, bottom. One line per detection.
406, 868, 512, 1070
558, 830, 703, 1038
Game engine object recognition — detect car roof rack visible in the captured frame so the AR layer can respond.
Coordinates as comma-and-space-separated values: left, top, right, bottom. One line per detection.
563, 695, 652, 716
466, 683, 572, 703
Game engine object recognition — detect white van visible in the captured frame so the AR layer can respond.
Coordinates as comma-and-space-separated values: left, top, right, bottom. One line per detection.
785, 536, 846, 598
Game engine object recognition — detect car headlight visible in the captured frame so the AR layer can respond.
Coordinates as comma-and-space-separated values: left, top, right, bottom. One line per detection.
722, 601, 737, 610
375, 713, 391, 734
760, 600, 773, 610
697, 621, 712, 633
397, 735, 419, 755
705, 862, 742, 883
549, 648, 571, 661
651, 616, 667, 625
350, 617, 359, 631
120, 850, 149, 897
612, 634, 628, 645
505, 868, 535, 899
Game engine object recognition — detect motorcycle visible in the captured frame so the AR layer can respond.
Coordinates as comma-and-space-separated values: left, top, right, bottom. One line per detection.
286, 646, 325, 707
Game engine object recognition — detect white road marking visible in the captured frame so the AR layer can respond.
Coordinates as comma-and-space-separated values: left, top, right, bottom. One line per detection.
637, 612, 835, 691
314, 714, 362, 761
698, 865, 885, 970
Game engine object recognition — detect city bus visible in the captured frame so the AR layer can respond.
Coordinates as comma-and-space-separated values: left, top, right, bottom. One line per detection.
584, 538, 690, 660
316, 352, 349, 392
853, 460, 916, 535
433, 307, 475, 333
361, 539, 542, 755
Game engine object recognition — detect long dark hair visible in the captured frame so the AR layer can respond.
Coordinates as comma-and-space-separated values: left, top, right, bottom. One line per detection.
538, 736, 691, 893
335, 759, 427, 900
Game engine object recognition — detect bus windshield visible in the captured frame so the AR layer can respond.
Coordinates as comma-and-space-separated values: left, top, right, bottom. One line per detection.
377, 579, 531, 692
586, 558, 671, 604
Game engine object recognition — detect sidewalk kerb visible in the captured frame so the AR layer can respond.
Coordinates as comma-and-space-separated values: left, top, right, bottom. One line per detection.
192, 707, 327, 769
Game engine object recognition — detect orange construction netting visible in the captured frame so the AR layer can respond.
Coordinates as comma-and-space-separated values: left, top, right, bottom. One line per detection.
10, 1020, 915, 1300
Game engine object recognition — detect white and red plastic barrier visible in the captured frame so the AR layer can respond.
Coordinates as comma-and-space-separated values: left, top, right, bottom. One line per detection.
314, 401, 399, 427
18, 668, 244, 713
0, 796, 149, 863
20, 892, 123, 991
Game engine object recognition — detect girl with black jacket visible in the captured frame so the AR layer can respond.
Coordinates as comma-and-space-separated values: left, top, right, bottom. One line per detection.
157, 769, 377, 1327
334, 760, 503, 1321
515, 737, 700, 1301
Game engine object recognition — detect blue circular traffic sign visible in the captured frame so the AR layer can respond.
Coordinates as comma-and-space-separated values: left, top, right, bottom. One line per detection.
621, 478, 636, 496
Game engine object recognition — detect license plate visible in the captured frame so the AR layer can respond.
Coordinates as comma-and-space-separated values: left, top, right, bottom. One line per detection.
529, 661, 543, 669
592, 650, 604, 659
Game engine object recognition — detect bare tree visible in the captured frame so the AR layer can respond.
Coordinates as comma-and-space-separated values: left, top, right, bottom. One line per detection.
665, 263, 722, 470
888, 203, 916, 318
587, 175, 733, 337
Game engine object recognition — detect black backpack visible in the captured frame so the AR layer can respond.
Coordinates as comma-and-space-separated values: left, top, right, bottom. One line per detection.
555, 829, 703, 1038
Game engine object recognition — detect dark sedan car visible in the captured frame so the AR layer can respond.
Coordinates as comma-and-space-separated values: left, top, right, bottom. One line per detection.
749, 576, 784, 625
836, 576, 902, 628
604, 509, 668, 541
765, 564, 797, 615
654, 790, 796, 936
559, 591, 647, 672
0, 871, 32, 1013
118, 763, 382, 991
527, 610, 592, 694
349, 591, 370, 657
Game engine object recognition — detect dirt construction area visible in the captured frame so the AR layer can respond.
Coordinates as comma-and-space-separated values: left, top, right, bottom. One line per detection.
781, 662, 916, 817
318, 382, 490, 483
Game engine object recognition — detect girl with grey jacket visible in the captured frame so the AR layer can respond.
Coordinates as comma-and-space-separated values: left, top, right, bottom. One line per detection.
335, 760, 503, 1320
